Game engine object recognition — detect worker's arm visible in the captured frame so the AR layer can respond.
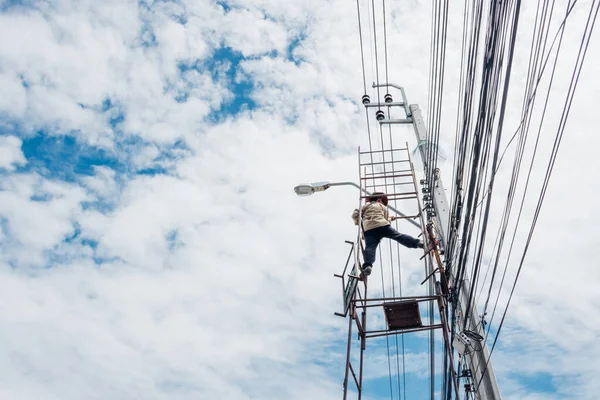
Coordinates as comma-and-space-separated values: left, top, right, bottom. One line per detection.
382, 203, 391, 221
352, 209, 359, 225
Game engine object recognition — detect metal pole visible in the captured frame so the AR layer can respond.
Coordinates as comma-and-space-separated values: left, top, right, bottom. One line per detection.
437, 292, 462, 400
358, 280, 367, 400
409, 104, 502, 400
326, 182, 421, 229
408, 106, 450, 244
343, 311, 353, 400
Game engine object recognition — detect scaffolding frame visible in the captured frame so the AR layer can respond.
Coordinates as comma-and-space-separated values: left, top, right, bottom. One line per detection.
335, 143, 460, 400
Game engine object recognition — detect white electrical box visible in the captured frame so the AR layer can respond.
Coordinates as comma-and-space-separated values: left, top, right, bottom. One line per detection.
452, 331, 473, 355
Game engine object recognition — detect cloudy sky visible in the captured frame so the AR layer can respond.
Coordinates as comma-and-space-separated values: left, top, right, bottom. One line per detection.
0, 0, 598, 399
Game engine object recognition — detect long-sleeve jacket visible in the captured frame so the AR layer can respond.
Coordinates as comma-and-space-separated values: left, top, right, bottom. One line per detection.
352, 201, 391, 232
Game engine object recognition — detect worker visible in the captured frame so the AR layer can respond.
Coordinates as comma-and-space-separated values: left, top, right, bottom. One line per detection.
352, 192, 424, 276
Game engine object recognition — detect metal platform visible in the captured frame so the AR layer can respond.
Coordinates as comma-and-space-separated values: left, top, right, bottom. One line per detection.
383, 300, 423, 331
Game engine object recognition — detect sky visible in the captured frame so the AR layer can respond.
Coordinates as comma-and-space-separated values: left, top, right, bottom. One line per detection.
0, 0, 598, 399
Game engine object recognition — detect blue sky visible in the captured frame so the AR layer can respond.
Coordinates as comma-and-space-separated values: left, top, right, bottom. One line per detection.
0, 1, 598, 400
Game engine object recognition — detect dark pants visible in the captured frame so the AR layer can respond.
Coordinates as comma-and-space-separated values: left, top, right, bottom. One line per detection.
363, 225, 420, 268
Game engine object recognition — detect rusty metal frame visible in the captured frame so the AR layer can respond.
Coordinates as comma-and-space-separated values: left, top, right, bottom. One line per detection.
334, 240, 357, 318
366, 324, 444, 339
338, 143, 461, 400
340, 149, 368, 400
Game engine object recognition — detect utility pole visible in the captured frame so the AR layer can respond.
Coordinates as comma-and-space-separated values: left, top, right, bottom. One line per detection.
409, 104, 501, 400
375, 85, 502, 400
300, 84, 501, 399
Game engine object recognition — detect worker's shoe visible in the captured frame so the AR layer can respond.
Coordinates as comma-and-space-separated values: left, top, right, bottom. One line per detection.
362, 265, 372, 276
418, 240, 436, 252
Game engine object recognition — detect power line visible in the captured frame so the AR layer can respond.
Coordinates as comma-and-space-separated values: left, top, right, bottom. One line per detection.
356, 0, 368, 94
475, 0, 598, 390
379, 245, 395, 400
481, 0, 561, 331
480, 3, 598, 389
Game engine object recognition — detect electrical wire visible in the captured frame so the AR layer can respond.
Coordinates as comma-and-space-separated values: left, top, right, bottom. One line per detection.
379, 244, 395, 400
352, 0, 597, 398
475, 2, 599, 390
371, 0, 382, 108
480, 0, 559, 330
356, 0, 368, 95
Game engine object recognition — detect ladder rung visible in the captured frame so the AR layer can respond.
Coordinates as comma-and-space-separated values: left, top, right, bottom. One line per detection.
359, 160, 410, 167
361, 173, 413, 180
365, 182, 414, 189
388, 195, 418, 200
365, 180, 414, 185
362, 191, 418, 198
360, 196, 418, 202
365, 169, 412, 176
359, 147, 408, 155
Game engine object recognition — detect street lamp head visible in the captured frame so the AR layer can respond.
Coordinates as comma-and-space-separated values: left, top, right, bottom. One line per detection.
294, 181, 331, 196
294, 184, 314, 196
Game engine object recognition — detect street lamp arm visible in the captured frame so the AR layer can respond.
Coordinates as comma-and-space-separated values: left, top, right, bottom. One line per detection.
297, 181, 420, 229
327, 181, 368, 195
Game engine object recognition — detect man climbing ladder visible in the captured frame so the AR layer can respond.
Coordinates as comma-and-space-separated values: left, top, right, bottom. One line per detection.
352, 192, 424, 276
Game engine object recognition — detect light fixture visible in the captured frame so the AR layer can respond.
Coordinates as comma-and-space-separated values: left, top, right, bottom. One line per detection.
293, 181, 330, 196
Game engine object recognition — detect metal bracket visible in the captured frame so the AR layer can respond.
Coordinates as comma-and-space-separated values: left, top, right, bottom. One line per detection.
379, 118, 413, 124
364, 101, 407, 108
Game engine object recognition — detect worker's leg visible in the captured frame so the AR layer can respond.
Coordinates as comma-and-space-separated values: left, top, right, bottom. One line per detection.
381, 225, 421, 248
362, 231, 382, 269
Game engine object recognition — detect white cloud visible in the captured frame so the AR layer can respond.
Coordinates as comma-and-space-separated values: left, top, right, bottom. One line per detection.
221, 8, 289, 56
0, 0, 598, 399
81, 166, 118, 198
0, 72, 27, 119
0, 135, 26, 171
0, 173, 87, 267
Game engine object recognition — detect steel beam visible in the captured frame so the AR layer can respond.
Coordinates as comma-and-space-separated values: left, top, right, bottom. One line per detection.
410, 105, 450, 245
364, 101, 406, 108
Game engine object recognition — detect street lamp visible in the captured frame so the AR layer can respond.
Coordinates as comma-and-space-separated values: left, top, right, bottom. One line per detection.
293, 180, 420, 229
293, 184, 315, 196
293, 181, 365, 196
